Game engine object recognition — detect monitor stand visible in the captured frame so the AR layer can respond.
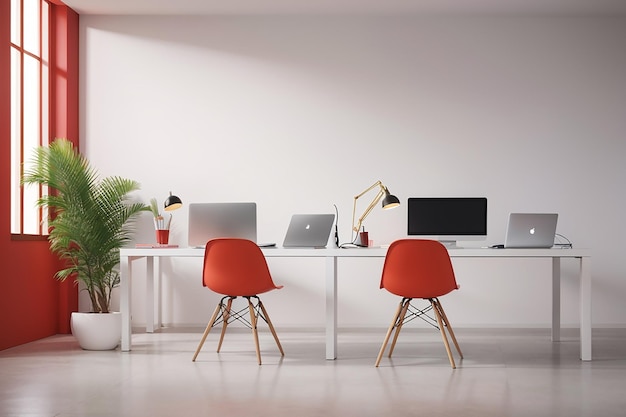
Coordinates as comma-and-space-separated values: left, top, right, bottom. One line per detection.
439, 240, 459, 249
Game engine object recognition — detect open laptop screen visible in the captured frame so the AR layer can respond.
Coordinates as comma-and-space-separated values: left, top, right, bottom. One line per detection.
188, 202, 257, 247
504, 213, 558, 248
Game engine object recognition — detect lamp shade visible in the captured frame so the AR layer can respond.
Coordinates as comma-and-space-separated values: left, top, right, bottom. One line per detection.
382, 191, 400, 209
164, 192, 183, 212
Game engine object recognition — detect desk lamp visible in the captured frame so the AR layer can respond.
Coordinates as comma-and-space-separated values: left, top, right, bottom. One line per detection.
351, 180, 400, 243
150, 192, 183, 244
164, 192, 183, 212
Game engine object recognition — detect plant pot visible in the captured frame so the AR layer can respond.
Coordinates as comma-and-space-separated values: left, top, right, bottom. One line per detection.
71, 311, 121, 350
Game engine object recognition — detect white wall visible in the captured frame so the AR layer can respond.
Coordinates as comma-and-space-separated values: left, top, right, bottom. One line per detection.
80, 15, 626, 329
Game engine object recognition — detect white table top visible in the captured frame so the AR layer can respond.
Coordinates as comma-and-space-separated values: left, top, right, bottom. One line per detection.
120, 245, 590, 258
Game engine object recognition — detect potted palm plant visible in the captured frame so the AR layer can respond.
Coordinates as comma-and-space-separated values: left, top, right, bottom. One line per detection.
22, 138, 148, 350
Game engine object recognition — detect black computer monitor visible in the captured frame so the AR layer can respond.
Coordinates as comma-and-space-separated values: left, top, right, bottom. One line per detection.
407, 197, 487, 247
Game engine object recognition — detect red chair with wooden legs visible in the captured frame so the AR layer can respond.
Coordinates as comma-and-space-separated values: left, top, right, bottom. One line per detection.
375, 239, 463, 368
192, 238, 284, 365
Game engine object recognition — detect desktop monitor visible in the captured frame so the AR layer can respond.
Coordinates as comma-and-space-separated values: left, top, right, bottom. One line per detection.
407, 197, 487, 247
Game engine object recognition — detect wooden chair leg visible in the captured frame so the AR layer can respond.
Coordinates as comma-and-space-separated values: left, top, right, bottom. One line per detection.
259, 300, 284, 356
376, 299, 405, 367
434, 298, 463, 359
431, 299, 456, 369
217, 298, 233, 353
248, 298, 262, 365
192, 302, 222, 361
388, 299, 411, 358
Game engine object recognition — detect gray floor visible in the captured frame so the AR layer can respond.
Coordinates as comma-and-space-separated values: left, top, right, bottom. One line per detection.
1, 327, 626, 417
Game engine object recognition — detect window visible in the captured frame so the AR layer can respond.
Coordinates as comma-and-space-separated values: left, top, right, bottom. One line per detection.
10, 0, 50, 235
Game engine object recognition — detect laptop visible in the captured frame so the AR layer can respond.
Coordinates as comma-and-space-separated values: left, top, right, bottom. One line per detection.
504, 213, 558, 248
282, 214, 336, 248
188, 202, 257, 248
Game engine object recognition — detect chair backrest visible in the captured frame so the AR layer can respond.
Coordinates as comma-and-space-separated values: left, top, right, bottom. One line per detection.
202, 238, 281, 296
380, 239, 459, 299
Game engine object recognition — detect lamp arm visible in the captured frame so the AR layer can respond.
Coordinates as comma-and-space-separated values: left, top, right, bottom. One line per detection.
351, 180, 386, 234
353, 180, 383, 200
353, 189, 385, 233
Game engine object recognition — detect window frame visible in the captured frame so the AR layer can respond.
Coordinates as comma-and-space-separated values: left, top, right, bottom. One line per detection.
10, 0, 51, 238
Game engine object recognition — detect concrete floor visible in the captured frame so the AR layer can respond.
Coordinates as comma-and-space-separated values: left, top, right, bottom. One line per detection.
1, 327, 625, 417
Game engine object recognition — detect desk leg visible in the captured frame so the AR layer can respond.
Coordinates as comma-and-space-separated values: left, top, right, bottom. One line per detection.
580, 257, 592, 361
146, 257, 155, 333
120, 256, 132, 352
326, 256, 338, 360
157, 257, 162, 329
551, 258, 561, 342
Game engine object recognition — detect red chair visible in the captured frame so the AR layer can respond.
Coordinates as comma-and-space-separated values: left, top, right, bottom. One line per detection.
192, 238, 284, 365
375, 239, 463, 368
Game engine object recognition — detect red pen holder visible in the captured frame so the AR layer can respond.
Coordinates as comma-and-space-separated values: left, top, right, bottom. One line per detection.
359, 232, 369, 247
156, 229, 170, 245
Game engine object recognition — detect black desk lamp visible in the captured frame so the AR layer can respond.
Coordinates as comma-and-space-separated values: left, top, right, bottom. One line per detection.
164, 192, 183, 212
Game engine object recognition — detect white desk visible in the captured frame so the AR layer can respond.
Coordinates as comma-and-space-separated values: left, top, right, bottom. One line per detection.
119, 247, 592, 360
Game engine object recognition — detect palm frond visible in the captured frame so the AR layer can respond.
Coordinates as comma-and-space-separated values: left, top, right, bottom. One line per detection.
22, 138, 149, 313
149, 198, 161, 218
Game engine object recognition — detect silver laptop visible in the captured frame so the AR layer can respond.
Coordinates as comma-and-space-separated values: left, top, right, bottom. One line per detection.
504, 213, 558, 248
188, 202, 257, 247
282, 214, 335, 248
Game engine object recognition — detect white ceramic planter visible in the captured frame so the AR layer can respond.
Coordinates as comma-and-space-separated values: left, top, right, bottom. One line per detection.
71, 312, 121, 350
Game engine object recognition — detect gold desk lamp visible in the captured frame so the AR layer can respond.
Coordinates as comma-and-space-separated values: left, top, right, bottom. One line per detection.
351, 181, 400, 245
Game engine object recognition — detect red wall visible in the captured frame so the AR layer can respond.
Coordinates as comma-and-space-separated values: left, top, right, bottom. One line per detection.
0, 0, 79, 351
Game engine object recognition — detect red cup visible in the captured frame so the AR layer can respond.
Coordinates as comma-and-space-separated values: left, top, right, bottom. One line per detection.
359, 232, 369, 247
156, 229, 170, 245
